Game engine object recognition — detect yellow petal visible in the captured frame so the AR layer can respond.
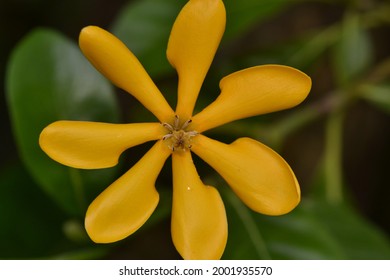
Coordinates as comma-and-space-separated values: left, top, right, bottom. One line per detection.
39, 121, 165, 169
191, 65, 312, 132
79, 26, 174, 122
85, 140, 170, 243
171, 151, 227, 260
167, 0, 226, 119
192, 134, 300, 215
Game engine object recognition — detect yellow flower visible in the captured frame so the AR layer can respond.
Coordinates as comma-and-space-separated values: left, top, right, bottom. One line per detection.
39, 0, 311, 260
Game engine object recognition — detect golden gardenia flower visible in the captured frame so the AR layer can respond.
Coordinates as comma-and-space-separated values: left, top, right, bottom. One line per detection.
39, 0, 311, 259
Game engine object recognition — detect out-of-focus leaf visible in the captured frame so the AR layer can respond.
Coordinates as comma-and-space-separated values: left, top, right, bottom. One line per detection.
311, 162, 390, 259
223, 0, 292, 40
359, 84, 390, 114
110, 0, 292, 78
324, 110, 345, 204
222, 189, 344, 259
0, 164, 66, 259
308, 200, 390, 259
222, 187, 272, 259
222, 187, 389, 259
48, 247, 110, 260
287, 25, 340, 69
333, 13, 373, 86
6, 28, 120, 215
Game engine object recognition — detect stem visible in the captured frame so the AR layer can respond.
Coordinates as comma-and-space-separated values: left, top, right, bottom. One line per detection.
364, 56, 390, 84
324, 110, 345, 204
266, 100, 332, 148
68, 168, 86, 214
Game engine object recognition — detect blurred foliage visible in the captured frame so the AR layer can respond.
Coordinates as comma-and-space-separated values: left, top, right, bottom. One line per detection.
6, 29, 120, 215
2, 0, 390, 259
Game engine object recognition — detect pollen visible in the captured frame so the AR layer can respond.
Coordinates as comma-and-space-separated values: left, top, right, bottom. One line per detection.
162, 115, 198, 152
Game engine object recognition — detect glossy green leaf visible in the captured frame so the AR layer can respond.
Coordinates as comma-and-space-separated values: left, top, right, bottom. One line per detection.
222, 187, 389, 259
360, 84, 390, 114
333, 13, 373, 86
308, 200, 390, 259
6, 28, 120, 215
307, 163, 389, 259
0, 164, 66, 259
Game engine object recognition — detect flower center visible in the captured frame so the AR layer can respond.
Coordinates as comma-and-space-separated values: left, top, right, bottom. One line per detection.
162, 115, 198, 152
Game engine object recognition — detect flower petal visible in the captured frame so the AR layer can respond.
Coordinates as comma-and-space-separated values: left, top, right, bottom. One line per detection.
85, 140, 170, 243
167, 0, 226, 119
40, 121, 165, 169
171, 151, 227, 260
79, 26, 174, 122
191, 65, 312, 132
192, 134, 300, 215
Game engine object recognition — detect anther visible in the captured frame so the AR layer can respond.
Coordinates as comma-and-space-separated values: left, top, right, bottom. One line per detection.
162, 123, 174, 132
162, 134, 173, 140
174, 115, 180, 129
181, 119, 192, 130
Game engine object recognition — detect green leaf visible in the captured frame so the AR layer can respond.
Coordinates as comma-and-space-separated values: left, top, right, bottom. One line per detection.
222, 188, 272, 259
222, 184, 390, 259
308, 200, 390, 259
223, 0, 291, 40
286, 24, 340, 69
359, 84, 390, 114
222, 189, 344, 259
333, 13, 373, 86
6, 28, 120, 215
0, 164, 67, 259
309, 164, 390, 259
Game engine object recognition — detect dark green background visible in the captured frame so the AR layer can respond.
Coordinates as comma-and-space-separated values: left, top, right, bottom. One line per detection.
1, 0, 389, 259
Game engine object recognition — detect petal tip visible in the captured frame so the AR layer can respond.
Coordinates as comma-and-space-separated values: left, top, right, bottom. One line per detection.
85, 190, 160, 244
79, 25, 100, 47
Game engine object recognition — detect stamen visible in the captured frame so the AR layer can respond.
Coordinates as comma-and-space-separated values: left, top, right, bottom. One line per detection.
161, 116, 198, 152
162, 134, 173, 140
181, 119, 192, 130
187, 131, 198, 137
162, 123, 174, 132
174, 115, 180, 129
